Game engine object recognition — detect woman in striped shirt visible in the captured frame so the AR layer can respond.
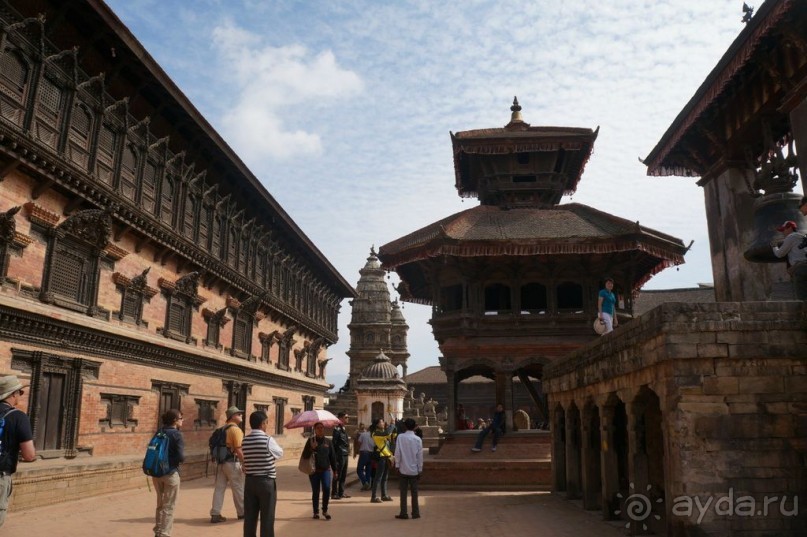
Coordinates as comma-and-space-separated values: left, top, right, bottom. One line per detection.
242, 411, 284, 537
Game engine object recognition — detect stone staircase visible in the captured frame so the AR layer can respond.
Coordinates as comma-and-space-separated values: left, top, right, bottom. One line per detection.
419, 430, 552, 491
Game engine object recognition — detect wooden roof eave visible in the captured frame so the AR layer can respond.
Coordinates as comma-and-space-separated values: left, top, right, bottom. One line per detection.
643, 0, 791, 176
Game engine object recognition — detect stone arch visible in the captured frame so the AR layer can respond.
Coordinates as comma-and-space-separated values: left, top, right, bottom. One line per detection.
565, 401, 582, 499
552, 403, 567, 492
581, 398, 602, 510
631, 386, 665, 532
601, 392, 629, 519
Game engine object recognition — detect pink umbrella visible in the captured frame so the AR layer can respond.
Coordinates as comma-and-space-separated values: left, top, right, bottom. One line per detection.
284, 409, 342, 429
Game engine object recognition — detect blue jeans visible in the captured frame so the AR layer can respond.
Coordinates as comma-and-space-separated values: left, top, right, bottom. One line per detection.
357, 451, 372, 486
308, 470, 332, 514
371, 457, 389, 499
474, 426, 503, 450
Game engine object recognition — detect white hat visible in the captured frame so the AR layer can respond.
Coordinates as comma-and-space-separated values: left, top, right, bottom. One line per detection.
592, 318, 607, 335
0, 375, 26, 400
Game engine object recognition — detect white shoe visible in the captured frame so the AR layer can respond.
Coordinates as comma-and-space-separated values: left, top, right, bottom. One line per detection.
491, 446, 496, 452
471, 447, 481, 452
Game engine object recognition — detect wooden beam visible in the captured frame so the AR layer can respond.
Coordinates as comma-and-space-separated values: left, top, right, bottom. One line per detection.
135, 236, 152, 253
114, 224, 132, 242
31, 178, 55, 200
0, 158, 21, 181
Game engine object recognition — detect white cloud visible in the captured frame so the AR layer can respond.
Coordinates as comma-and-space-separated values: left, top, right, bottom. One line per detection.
211, 21, 364, 161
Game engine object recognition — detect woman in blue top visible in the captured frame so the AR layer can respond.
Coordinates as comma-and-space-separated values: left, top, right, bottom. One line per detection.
597, 277, 618, 334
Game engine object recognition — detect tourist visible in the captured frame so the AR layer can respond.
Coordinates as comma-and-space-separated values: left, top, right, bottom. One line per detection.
301, 422, 337, 520
354, 423, 373, 490
331, 412, 351, 499
153, 409, 185, 537
209, 406, 245, 523
455, 404, 467, 430
0, 375, 35, 528
393, 418, 423, 520
771, 220, 807, 300
597, 277, 618, 334
471, 404, 505, 453
369, 416, 396, 503
242, 410, 283, 537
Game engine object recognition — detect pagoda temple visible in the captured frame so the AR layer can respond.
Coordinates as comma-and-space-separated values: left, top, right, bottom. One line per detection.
378, 99, 688, 432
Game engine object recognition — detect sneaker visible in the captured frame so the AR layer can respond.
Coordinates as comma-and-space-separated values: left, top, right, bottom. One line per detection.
412, 513, 421, 519
313, 514, 320, 519
324, 512, 332, 520
371, 497, 383, 503
471, 447, 481, 452
491, 446, 497, 452
210, 515, 227, 523
382, 496, 393, 501
395, 514, 409, 520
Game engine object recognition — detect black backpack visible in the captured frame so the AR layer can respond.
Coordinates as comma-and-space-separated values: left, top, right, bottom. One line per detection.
0, 407, 18, 466
208, 424, 235, 463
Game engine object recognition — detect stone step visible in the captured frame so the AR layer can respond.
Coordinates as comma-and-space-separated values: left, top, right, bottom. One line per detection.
434, 430, 552, 460
419, 457, 551, 490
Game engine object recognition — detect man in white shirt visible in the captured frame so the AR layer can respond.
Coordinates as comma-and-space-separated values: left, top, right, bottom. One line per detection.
771, 220, 807, 300
393, 418, 423, 520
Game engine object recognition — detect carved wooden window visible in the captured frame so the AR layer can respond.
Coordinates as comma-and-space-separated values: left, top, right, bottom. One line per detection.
239, 235, 249, 273
225, 380, 249, 423
273, 397, 287, 435
99, 394, 139, 429
48, 237, 97, 311
255, 247, 267, 287
198, 204, 210, 248
160, 175, 175, 227
114, 269, 154, 326
182, 196, 197, 239
152, 380, 189, 427
302, 395, 314, 434
120, 144, 138, 200
259, 333, 273, 363
67, 102, 93, 170
203, 308, 228, 350
228, 228, 238, 267
211, 216, 222, 258
96, 124, 117, 185
34, 76, 63, 150
306, 347, 317, 377
278, 338, 291, 370
232, 315, 250, 357
166, 295, 191, 340
141, 160, 158, 214
195, 399, 217, 428
0, 49, 28, 127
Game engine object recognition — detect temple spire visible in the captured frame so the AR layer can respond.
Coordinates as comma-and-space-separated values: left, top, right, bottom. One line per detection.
509, 96, 523, 123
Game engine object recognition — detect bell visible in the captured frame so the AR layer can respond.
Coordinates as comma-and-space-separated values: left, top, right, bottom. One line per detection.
744, 192, 807, 263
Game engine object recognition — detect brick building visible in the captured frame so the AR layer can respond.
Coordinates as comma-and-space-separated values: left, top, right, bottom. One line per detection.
0, 0, 354, 508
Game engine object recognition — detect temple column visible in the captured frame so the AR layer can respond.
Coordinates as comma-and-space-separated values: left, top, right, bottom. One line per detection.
445, 368, 456, 434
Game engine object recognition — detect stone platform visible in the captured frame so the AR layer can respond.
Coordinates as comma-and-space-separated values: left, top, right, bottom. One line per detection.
419, 430, 551, 490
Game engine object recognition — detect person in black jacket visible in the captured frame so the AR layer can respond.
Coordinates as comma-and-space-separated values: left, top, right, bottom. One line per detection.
301, 422, 337, 520
153, 409, 185, 537
331, 412, 350, 499
0, 375, 36, 528
471, 404, 505, 453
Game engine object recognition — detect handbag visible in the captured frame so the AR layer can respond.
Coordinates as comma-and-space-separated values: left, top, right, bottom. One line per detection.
298, 451, 316, 475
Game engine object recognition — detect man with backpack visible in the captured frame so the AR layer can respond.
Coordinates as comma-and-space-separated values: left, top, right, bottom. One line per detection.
152, 409, 184, 537
0, 375, 35, 527
209, 406, 245, 523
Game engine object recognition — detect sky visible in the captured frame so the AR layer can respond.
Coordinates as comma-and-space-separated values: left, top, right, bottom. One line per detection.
103, 0, 771, 390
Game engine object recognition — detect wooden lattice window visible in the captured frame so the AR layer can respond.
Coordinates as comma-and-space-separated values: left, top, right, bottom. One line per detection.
0, 49, 27, 96
195, 399, 217, 428
182, 197, 196, 239
206, 318, 221, 348
211, 216, 222, 258
51, 240, 92, 304
38, 76, 62, 117
278, 339, 290, 370
228, 228, 238, 267
99, 393, 139, 429
165, 297, 191, 340
141, 161, 158, 213
152, 380, 188, 428
239, 235, 249, 273
198, 204, 210, 248
120, 145, 137, 200
160, 175, 175, 227
232, 316, 250, 356
96, 124, 117, 185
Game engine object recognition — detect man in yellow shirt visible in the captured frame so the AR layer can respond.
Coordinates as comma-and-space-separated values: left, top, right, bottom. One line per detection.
210, 406, 245, 523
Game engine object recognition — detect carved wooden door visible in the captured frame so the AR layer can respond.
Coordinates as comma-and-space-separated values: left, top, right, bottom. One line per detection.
34, 371, 66, 451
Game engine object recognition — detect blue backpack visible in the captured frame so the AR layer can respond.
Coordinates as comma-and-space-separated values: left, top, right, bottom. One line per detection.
0, 408, 18, 465
142, 429, 171, 477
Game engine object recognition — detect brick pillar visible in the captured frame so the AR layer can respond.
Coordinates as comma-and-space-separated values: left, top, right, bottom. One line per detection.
552, 402, 567, 492
581, 401, 602, 510
565, 402, 582, 499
